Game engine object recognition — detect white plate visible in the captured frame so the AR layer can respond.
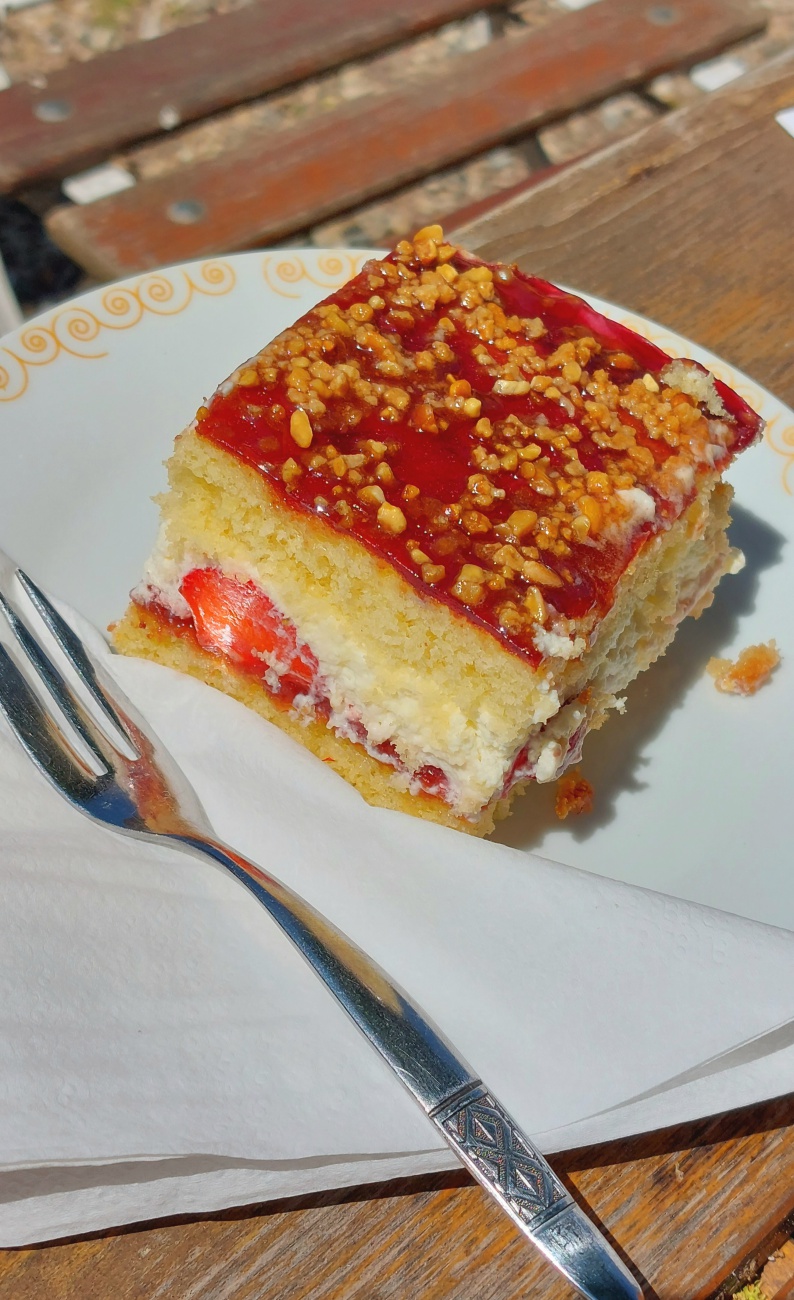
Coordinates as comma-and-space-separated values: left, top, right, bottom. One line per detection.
1, 250, 791, 929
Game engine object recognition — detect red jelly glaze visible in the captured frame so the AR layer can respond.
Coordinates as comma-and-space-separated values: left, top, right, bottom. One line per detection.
195, 251, 763, 667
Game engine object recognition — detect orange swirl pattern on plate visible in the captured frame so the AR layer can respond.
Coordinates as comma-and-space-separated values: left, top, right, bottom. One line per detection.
0, 262, 236, 402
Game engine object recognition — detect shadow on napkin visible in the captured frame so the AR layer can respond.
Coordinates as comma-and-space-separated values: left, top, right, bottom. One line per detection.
0, 1150, 449, 1209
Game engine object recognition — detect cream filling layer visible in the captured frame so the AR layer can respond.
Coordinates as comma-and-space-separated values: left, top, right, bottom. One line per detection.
135, 535, 564, 818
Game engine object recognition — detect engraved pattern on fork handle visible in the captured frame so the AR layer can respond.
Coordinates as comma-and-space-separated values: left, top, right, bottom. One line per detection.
432, 1084, 571, 1227
432, 1085, 642, 1298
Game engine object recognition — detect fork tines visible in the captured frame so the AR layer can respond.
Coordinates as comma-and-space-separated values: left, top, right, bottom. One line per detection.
0, 566, 138, 785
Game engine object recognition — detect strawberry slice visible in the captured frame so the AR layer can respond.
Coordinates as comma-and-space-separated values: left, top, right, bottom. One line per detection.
180, 568, 318, 692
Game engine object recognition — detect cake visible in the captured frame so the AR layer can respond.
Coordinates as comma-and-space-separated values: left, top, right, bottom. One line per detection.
114, 227, 763, 835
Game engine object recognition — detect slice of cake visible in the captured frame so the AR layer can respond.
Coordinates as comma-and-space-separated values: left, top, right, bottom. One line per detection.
114, 227, 762, 835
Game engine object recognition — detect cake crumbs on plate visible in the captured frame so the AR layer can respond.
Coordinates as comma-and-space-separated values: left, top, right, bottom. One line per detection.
554, 768, 594, 820
707, 641, 780, 696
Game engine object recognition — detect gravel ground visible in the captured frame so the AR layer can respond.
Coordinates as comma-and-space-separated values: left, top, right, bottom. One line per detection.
1, 0, 793, 308
0, 0, 254, 79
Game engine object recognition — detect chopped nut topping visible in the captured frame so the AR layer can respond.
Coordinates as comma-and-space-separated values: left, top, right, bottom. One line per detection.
522, 560, 564, 588
413, 223, 444, 243
289, 409, 313, 449
504, 510, 538, 540
349, 302, 374, 323
281, 457, 302, 486
452, 577, 486, 605
413, 403, 438, 433
377, 501, 407, 535
200, 224, 760, 667
523, 585, 547, 624
586, 472, 611, 497
577, 495, 603, 534
358, 484, 385, 507
461, 510, 492, 535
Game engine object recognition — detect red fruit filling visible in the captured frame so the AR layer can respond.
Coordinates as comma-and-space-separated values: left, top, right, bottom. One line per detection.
143, 566, 586, 813
173, 569, 452, 800
180, 567, 318, 697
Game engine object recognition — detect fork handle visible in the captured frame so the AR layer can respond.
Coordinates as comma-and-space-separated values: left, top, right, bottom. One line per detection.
172, 833, 641, 1300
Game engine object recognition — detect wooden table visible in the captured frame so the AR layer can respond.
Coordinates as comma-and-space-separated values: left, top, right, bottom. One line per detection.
2, 50, 794, 1300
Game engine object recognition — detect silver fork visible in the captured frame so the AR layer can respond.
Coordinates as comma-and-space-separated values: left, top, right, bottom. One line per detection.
0, 565, 642, 1300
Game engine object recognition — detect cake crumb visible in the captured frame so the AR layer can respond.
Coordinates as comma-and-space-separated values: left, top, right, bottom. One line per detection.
707, 641, 780, 696
554, 768, 594, 820
660, 360, 727, 416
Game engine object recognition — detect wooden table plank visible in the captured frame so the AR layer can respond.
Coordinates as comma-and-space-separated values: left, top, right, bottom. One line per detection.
0, 0, 489, 192
452, 48, 794, 410
711, 1209, 794, 1299
45, 0, 764, 279
1, 1098, 793, 1297
3, 46, 794, 1300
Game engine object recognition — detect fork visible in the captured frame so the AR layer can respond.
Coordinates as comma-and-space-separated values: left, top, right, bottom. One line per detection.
0, 565, 642, 1300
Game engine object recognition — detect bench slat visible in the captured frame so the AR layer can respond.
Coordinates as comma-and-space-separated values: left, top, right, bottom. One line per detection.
47, 0, 764, 280
0, 0, 489, 191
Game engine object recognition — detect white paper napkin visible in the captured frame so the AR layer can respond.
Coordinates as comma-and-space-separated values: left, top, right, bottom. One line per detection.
1, 597, 793, 1246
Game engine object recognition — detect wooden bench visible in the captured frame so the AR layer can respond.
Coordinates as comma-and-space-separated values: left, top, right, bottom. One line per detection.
0, 0, 489, 191
0, 0, 765, 281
